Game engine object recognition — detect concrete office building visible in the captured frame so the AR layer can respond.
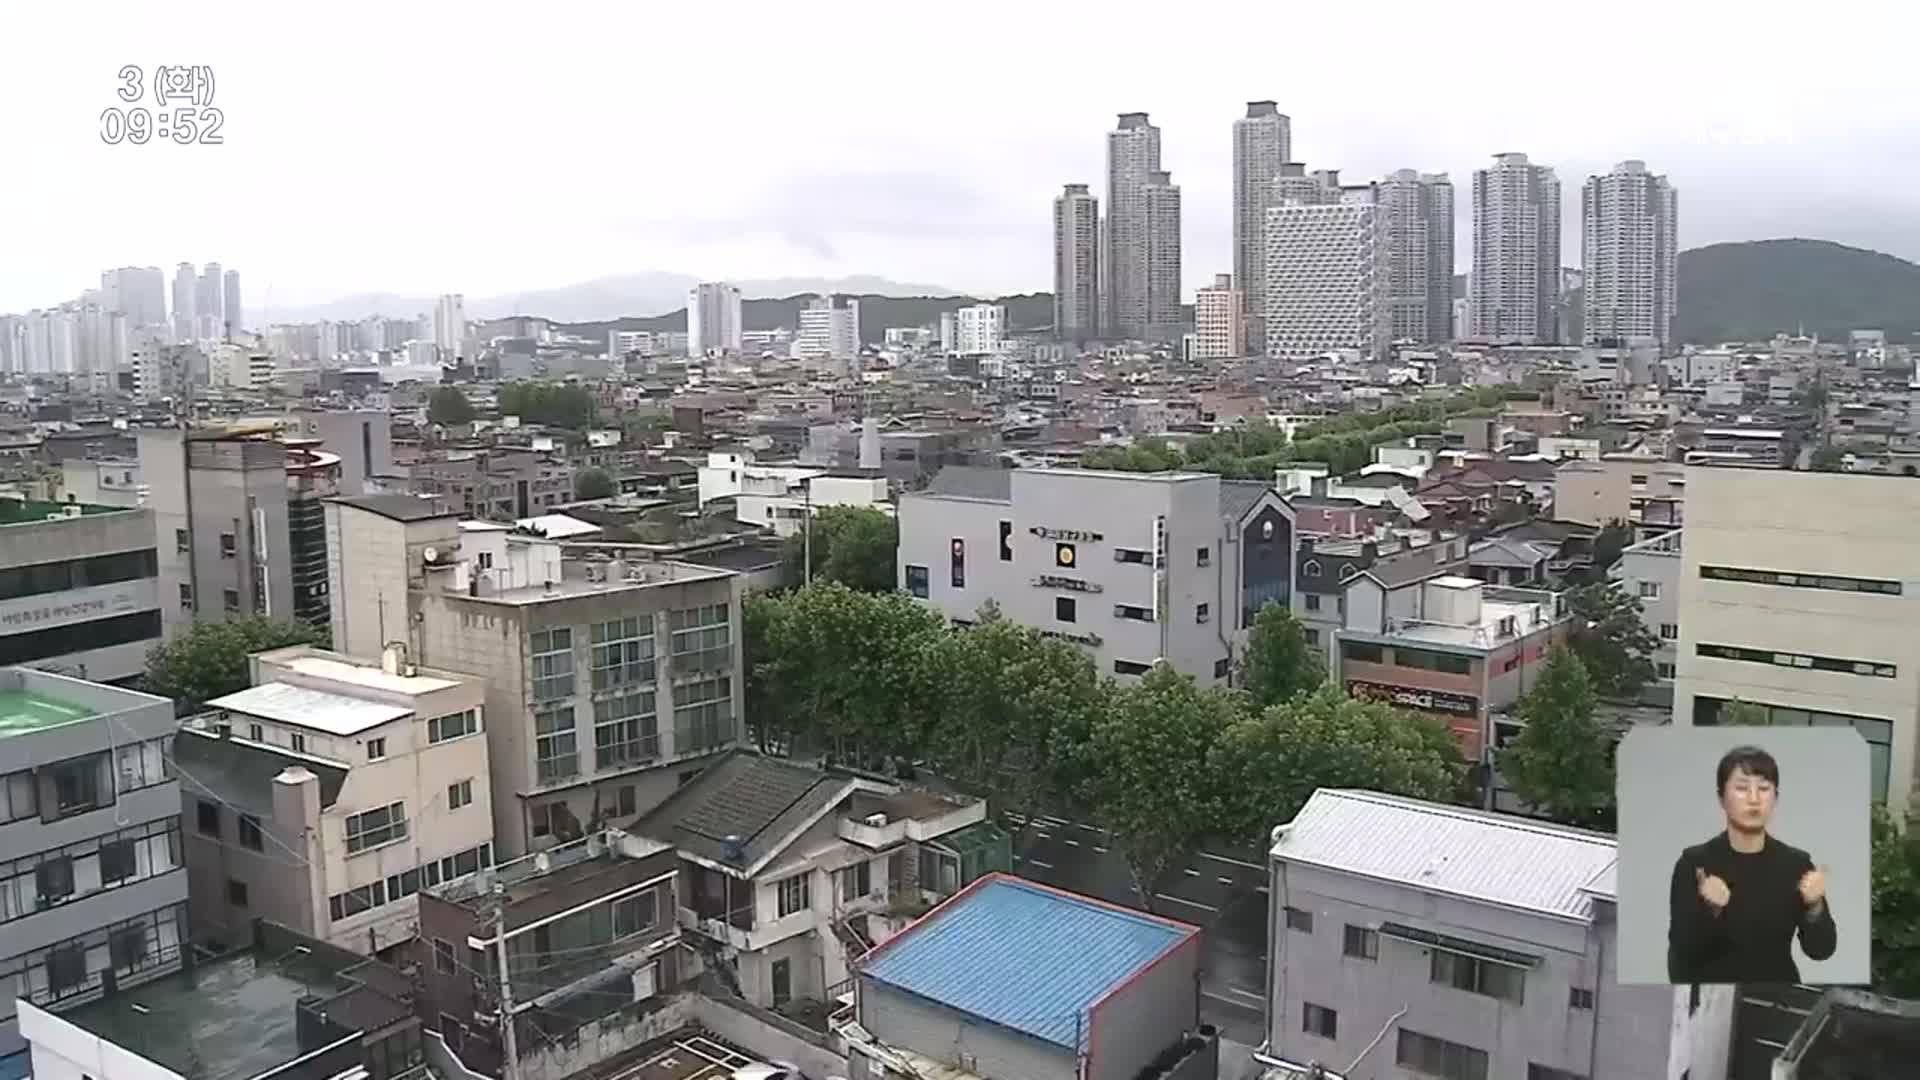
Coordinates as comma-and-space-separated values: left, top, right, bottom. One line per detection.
223, 269, 243, 336
1233, 101, 1292, 345
0, 670, 185, 1061
1583, 160, 1678, 348
173, 645, 492, 958
1104, 112, 1163, 340
1193, 274, 1246, 359
434, 293, 466, 359
1263, 790, 1731, 1080
1673, 467, 1913, 810
798, 295, 860, 365
1379, 169, 1456, 344
137, 424, 295, 638
954, 303, 1005, 355
1052, 183, 1100, 341
325, 496, 746, 859
1472, 153, 1562, 344
196, 262, 224, 340
897, 467, 1295, 685
1263, 184, 1391, 359
0, 499, 163, 683
170, 263, 196, 342
688, 281, 744, 356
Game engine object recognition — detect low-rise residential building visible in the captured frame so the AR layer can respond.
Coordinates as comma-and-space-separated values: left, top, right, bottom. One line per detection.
696, 451, 890, 539
635, 753, 998, 1011
18, 920, 424, 1080
1292, 533, 1470, 655
0, 671, 183, 1063
898, 467, 1294, 685
1691, 427, 1787, 468
1553, 456, 1685, 531
842, 874, 1210, 1080
415, 830, 681, 1080
1614, 529, 1682, 681
0, 498, 162, 683
1262, 789, 1733, 1080
172, 645, 492, 957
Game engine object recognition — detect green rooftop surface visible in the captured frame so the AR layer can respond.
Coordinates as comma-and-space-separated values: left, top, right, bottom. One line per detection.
58, 954, 309, 1080
0, 691, 95, 739
0, 499, 123, 527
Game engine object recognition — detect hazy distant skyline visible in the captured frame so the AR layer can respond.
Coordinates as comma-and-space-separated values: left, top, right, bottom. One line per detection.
4, 0, 1916, 315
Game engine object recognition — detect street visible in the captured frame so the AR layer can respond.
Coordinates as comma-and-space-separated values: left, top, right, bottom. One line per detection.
1005, 812, 1271, 1044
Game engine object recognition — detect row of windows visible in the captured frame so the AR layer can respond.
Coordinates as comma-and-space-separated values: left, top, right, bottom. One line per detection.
540, 680, 733, 785
0, 609, 162, 667
0, 548, 157, 603
427, 708, 480, 743
328, 841, 494, 923
1700, 563, 1903, 596
0, 739, 172, 827
1297, 911, 1598, 1013
1340, 640, 1472, 674
1696, 642, 1896, 679
0, 819, 180, 924
0, 902, 185, 1020
1694, 696, 1894, 802
345, 801, 409, 854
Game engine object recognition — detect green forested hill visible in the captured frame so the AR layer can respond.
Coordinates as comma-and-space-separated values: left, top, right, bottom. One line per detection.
1678, 238, 1920, 343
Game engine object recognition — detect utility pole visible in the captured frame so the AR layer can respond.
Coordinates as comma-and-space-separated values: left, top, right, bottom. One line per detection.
486, 883, 522, 1080
802, 477, 814, 588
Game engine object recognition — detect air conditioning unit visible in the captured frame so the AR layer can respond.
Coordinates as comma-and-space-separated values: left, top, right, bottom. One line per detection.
62, 504, 83, 518
863, 813, 888, 828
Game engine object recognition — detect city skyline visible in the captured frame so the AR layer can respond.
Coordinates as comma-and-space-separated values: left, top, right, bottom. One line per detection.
3, 1, 1913, 313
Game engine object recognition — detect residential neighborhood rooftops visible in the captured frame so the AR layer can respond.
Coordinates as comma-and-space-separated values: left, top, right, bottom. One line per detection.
636, 753, 848, 871
859, 874, 1199, 1051
1272, 790, 1618, 922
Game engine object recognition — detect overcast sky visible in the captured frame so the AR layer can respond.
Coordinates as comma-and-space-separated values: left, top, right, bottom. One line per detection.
4, 0, 1916, 314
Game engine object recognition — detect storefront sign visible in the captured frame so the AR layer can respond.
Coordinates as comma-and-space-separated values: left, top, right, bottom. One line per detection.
0, 589, 139, 630
1033, 574, 1103, 594
1040, 629, 1104, 647
1346, 679, 1478, 716
1030, 526, 1104, 543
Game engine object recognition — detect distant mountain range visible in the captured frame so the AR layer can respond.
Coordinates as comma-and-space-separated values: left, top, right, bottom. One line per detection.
1676, 239, 1920, 343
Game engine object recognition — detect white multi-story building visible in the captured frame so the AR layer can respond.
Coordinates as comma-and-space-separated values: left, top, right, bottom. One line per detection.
1583, 160, 1678, 348
798, 294, 860, 365
1233, 100, 1291, 344
171, 262, 196, 342
688, 281, 744, 356
1052, 183, 1099, 341
696, 450, 890, 539
1378, 169, 1456, 344
1193, 273, 1245, 359
197, 262, 224, 340
1263, 184, 1390, 359
100, 266, 167, 329
1105, 112, 1161, 340
1144, 170, 1183, 342
433, 293, 466, 359
1471, 152, 1562, 344
953, 303, 1005, 355
223, 269, 243, 336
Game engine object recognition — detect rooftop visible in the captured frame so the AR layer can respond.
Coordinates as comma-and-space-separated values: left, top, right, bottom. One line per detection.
209, 682, 413, 736
1272, 790, 1618, 923
0, 689, 95, 740
58, 953, 315, 1080
635, 753, 851, 872
256, 646, 462, 696
0, 497, 127, 527
859, 875, 1198, 1051
465, 561, 734, 605
327, 493, 456, 522
1776, 987, 1920, 1079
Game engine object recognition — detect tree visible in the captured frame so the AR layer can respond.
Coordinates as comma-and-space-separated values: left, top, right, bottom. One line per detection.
1721, 698, 1771, 725
1566, 581, 1661, 699
1810, 445, 1848, 472
1240, 604, 1324, 711
783, 505, 898, 593
1871, 806, 1920, 997
1086, 666, 1241, 910
498, 382, 597, 429
144, 616, 328, 706
574, 467, 615, 500
1211, 684, 1465, 848
426, 386, 475, 425
1497, 646, 1615, 826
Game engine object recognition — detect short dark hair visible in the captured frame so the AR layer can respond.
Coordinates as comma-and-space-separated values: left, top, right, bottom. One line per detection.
1716, 745, 1780, 795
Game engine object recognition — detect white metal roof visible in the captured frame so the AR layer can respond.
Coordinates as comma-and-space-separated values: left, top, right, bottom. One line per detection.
1272, 790, 1619, 922
514, 513, 603, 538
271, 653, 459, 696
209, 682, 413, 736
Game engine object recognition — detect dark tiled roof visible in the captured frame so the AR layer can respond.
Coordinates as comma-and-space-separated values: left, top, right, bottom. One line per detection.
1365, 551, 1464, 589
1220, 479, 1275, 522
924, 466, 1013, 502
634, 753, 848, 870
327, 493, 455, 522
171, 728, 348, 813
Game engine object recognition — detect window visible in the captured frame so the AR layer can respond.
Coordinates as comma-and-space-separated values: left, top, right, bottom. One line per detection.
998, 520, 1013, 561
614, 889, 658, 936
1302, 1002, 1337, 1039
1115, 548, 1151, 565
776, 872, 810, 918
1214, 657, 1230, 679
116, 740, 169, 793
179, 583, 193, 609
670, 603, 732, 674
1056, 596, 1076, 623
1395, 647, 1473, 674
1114, 660, 1152, 675
227, 879, 249, 907
1569, 987, 1594, 1010
1343, 925, 1378, 960
174, 528, 189, 553
366, 738, 386, 761
1656, 661, 1675, 678
427, 709, 478, 743
595, 693, 659, 768
530, 627, 576, 701
1694, 696, 1895, 801
1196, 546, 1211, 567
433, 939, 456, 975
219, 532, 236, 557
448, 780, 472, 810
1696, 642, 1895, 679
197, 799, 221, 837
1700, 564, 1903, 595
1195, 603, 1210, 624
673, 677, 734, 754
1305, 594, 1321, 611
1397, 1029, 1488, 1080
237, 815, 263, 852
535, 705, 579, 782
1114, 604, 1153, 621
1284, 906, 1314, 933
46, 943, 86, 995
49, 758, 103, 816
529, 803, 555, 838
344, 802, 408, 854
838, 861, 872, 903
1660, 623, 1678, 640
99, 839, 137, 883
1527, 1067, 1587, 1080
109, 924, 149, 971
223, 588, 240, 612
248, 722, 263, 741
1303, 560, 1322, 577
905, 565, 930, 598
1431, 949, 1526, 1004
950, 538, 966, 588
592, 616, 657, 689
36, 858, 74, 902
290, 732, 306, 753
1342, 641, 1384, 663
1689, 983, 1701, 1016
1636, 581, 1661, 599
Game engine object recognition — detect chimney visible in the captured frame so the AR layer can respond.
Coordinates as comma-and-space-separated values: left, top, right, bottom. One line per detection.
273, 766, 326, 935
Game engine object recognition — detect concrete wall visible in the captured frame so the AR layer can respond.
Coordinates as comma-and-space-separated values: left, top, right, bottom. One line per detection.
520, 993, 692, 1080
183, 439, 293, 625
860, 979, 1075, 1080
691, 993, 849, 1080
290, 411, 392, 497
1087, 932, 1201, 1080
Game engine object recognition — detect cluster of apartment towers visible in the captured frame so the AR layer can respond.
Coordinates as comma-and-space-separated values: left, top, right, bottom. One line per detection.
1050, 103, 1678, 359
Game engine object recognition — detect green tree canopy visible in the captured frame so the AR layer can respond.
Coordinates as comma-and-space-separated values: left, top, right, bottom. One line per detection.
1085, 665, 1243, 909
1566, 580, 1661, 699
1240, 604, 1324, 711
783, 505, 898, 593
1210, 683, 1464, 848
1871, 806, 1920, 997
499, 382, 597, 429
1809, 445, 1847, 472
1720, 699, 1772, 726
574, 466, 615, 500
144, 616, 328, 706
1497, 645, 1615, 826
426, 386, 475, 425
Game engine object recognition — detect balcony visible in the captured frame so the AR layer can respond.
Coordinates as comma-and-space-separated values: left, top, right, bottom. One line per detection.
836, 790, 986, 850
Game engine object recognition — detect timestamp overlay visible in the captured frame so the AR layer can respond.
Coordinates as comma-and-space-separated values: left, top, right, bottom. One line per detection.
100, 65, 225, 146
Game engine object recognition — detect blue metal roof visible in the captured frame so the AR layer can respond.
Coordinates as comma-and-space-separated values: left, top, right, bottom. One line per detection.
859, 875, 1197, 1051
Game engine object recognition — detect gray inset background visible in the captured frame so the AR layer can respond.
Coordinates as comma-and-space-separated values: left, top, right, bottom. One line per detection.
1615, 726, 1872, 986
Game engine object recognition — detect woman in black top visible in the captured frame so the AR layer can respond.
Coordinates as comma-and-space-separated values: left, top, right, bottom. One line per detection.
1668, 745, 1837, 984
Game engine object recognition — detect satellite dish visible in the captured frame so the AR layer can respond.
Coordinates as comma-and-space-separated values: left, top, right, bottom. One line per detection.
423, 546, 439, 563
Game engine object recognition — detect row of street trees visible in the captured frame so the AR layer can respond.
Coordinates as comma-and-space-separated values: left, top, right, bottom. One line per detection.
745, 584, 1466, 909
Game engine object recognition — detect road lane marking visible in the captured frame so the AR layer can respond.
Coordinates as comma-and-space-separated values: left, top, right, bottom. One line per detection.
1183, 868, 1201, 877
1023, 858, 1055, 869
1035, 831, 1051, 839
1156, 893, 1220, 912
1092, 846, 1108, 853
1201, 990, 1262, 1010
1217, 876, 1236, 886
1064, 839, 1080, 847
1200, 851, 1265, 870
1041, 816, 1073, 828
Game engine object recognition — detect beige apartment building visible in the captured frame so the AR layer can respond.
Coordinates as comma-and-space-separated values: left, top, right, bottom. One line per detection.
173, 645, 492, 958
1553, 455, 1685, 533
1673, 466, 1913, 810
1193, 274, 1246, 359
